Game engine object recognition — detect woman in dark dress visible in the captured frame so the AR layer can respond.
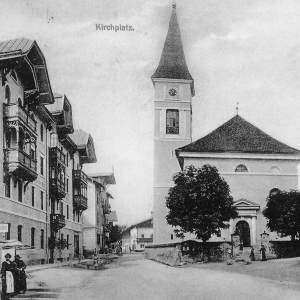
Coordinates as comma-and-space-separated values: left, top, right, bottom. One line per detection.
1, 253, 16, 300
260, 244, 267, 261
249, 246, 255, 261
13, 255, 27, 294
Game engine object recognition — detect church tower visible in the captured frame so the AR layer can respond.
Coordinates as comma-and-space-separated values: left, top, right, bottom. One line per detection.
152, 2, 195, 244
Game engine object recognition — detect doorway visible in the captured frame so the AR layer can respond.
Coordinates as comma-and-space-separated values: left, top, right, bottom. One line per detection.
235, 220, 251, 247
74, 235, 79, 257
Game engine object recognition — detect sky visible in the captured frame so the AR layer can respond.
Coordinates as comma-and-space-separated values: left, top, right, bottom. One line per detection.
2, 0, 300, 226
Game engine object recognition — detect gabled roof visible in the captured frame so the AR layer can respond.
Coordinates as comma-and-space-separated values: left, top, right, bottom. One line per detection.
46, 93, 74, 134
107, 211, 118, 223
69, 129, 97, 164
233, 199, 260, 209
88, 171, 116, 185
151, 4, 194, 95
0, 37, 54, 104
125, 218, 153, 232
177, 115, 300, 156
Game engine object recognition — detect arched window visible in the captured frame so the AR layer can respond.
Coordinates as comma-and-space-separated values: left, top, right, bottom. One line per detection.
17, 225, 22, 242
50, 133, 58, 147
31, 227, 35, 247
270, 166, 281, 173
40, 229, 44, 249
235, 164, 248, 172
5, 223, 11, 240
5, 85, 11, 104
11, 70, 17, 82
166, 109, 179, 134
269, 188, 280, 196
40, 124, 44, 142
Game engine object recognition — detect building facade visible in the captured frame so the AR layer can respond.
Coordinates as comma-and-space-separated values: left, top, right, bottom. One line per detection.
82, 172, 116, 253
122, 218, 153, 252
0, 38, 99, 264
152, 5, 300, 246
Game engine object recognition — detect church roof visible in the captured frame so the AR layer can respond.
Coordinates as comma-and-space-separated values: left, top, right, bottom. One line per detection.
177, 115, 300, 155
152, 4, 194, 93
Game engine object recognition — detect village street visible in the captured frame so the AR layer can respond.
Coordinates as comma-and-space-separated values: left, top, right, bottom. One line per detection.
20, 253, 300, 300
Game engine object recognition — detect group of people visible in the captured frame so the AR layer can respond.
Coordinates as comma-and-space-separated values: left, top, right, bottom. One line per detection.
1, 253, 27, 300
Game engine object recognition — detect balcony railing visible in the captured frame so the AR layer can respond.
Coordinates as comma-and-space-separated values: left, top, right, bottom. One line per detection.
136, 238, 153, 243
73, 170, 87, 184
49, 147, 65, 166
49, 178, 66, 198
50, 214, 66, 230
166, 126, 179, 134
4, 148, 37, 181
73, 195, 88, 211
3, 103, 37, 132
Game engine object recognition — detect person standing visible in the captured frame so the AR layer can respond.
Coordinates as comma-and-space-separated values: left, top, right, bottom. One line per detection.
260, 244, 267, 261
13, 255, 27, 294
1, 253, 16, 300
239, 241, 243, 252
249, 246, 255, 261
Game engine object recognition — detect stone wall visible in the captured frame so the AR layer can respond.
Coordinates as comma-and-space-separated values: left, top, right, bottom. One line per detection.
145, 243, 181, 266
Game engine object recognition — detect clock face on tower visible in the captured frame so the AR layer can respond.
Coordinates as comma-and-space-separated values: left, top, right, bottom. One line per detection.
168, 88, 177, 97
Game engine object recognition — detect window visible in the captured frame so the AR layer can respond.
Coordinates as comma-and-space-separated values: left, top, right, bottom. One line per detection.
41, 229, 44, 249
97, 234, 101, 245
235, 164, 248, 172
140, 244, 144, 249
269, 188, 280, 197
31, 228, 35, 247
270, 166, 281, 173
18, 181, 22, 202
67, 205, 69, 219
170, 234, 173, 240
61, 233, 64, 243
67, 235, 69, 249
41, 191, 44, 210
66, 153, 69, 167
77, 213, 80, 223
11, 70, 17, 82
217, 230, 221, 237
73, 210, 75, 222
5, 85, 11, 104
60, 202, 63, 215
66, 179, 69, 193
17, 225, 22, 242
40, 157, 44, 176
40, 124, 44, 142
5, 224, 11, 240
4, 177, 11, 198
141, 234, 144, 238
166, 110, 179, 134
50, 133, 58, 147
32, 187, 35, 206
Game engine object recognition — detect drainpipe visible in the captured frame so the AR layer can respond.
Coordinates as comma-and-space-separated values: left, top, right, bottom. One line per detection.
45, 125, 49, 263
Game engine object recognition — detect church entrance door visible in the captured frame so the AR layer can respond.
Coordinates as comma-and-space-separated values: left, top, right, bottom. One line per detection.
235, 220, 251, 247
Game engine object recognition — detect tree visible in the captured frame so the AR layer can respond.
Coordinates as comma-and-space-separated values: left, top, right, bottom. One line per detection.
109, 225, 123, 244
166, 164, 238, 243
263, 190, 300, 241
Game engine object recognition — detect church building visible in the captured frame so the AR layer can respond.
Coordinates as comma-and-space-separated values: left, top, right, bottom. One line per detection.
152, 3, 300, 246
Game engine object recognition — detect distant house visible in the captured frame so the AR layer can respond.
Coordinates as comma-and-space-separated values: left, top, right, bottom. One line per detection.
122, 217, 153, 252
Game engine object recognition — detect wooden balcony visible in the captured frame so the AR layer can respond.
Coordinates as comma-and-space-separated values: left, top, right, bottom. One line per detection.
50, 214, 66, 230
136, 238, 153, 243
49, 178, 66, 199
3, 103, 37, 132
166, 126, 179, 134
73, 195, 88, 211
49, 146, 65, 166
73, 170, 87, 184
4, 148, 37, 182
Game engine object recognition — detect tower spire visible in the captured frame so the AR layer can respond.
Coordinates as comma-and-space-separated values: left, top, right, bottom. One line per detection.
152, 2, 194, 95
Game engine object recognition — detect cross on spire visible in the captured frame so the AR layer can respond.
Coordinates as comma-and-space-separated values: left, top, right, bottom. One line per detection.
172, 0, 176, 8
236, 102, 239, 115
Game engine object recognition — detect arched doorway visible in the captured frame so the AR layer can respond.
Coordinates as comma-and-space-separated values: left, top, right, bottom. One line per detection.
235, 220, 251, 247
